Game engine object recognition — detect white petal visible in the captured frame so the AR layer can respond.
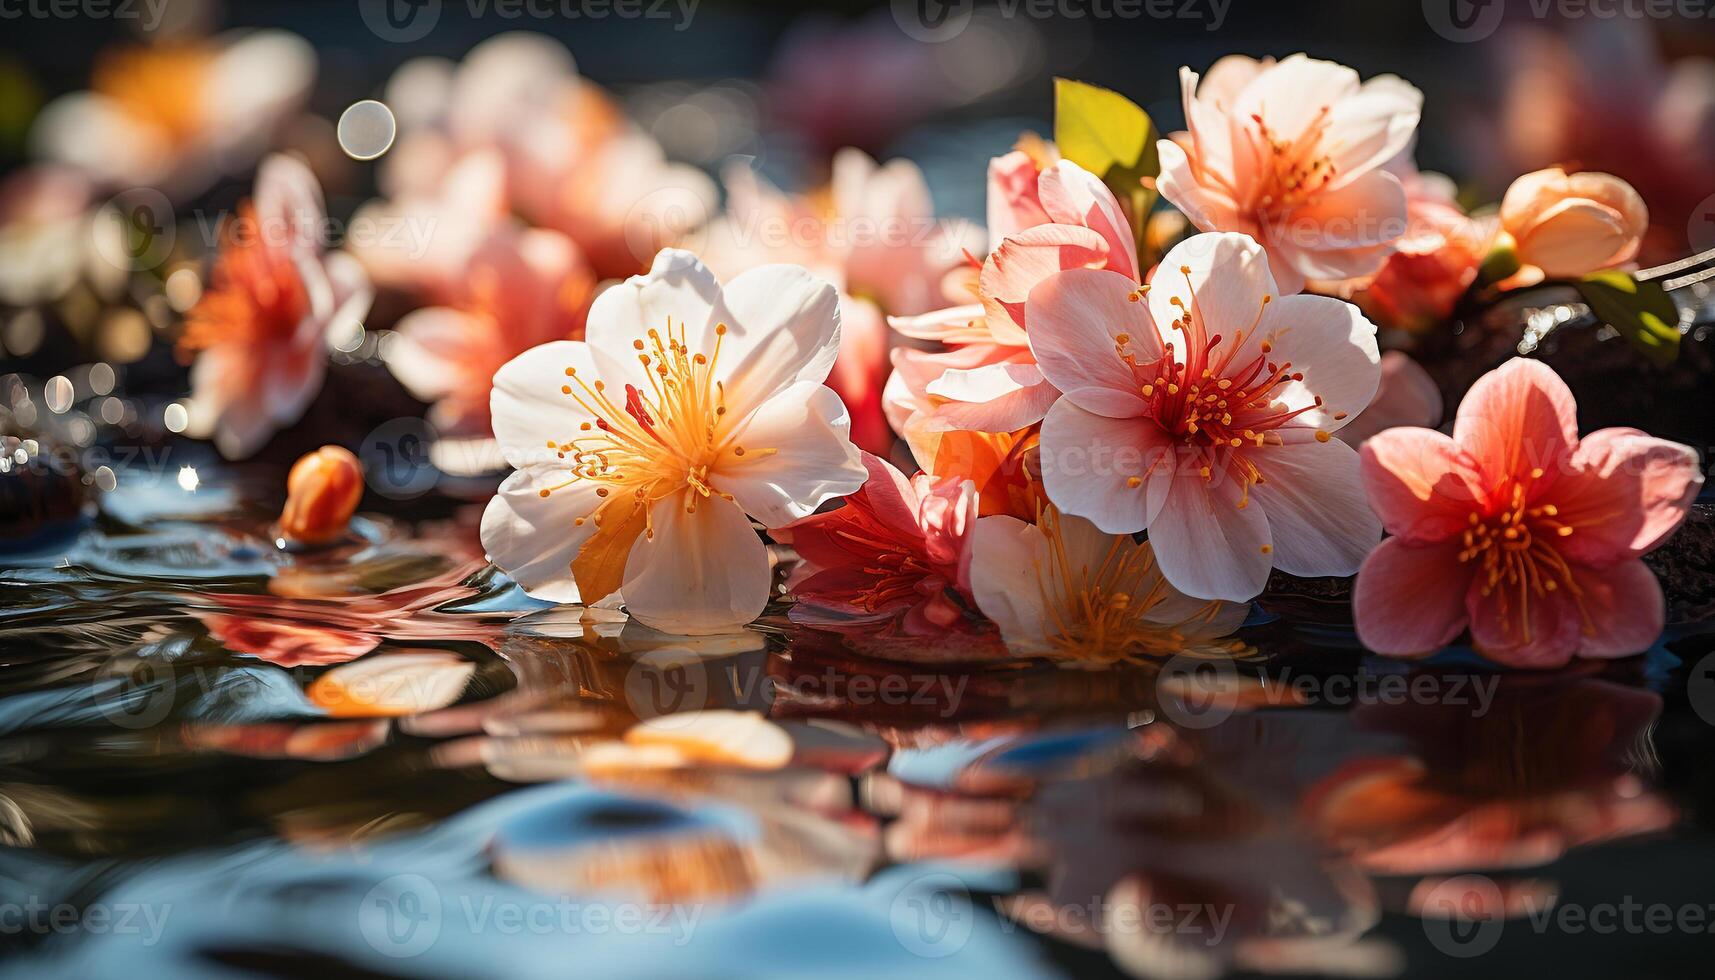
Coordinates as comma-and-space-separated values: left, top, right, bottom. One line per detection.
718, 383, 866, 527
584, 248, 721, 392
489, 340, 603, 469
711, 262, 843, 418
1250, 439, 1381, 577
479, 465, 605, 604
968, 515, 1055, 655
1038, 400, 1175, 535
1148, 234, 1278, 366
622, 493, 771, 634
1254, 294, 1381, 436
1146, 472, 1273, 601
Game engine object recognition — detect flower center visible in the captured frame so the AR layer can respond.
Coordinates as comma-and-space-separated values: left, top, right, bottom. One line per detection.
1030, 507, 1238, 665
179, 204, 310, 356
1243, 106, 1338, 217
1113, 270, 1341, 508
539, 319, 773, 538
1457, 472, 1588, 639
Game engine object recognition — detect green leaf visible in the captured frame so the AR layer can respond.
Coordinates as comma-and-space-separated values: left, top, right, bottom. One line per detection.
1573, 270, 1681, 367
1053, 78, 1158, 259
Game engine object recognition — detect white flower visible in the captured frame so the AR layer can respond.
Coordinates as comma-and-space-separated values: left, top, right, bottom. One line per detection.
481, 249, 866, 635
969, 507, 1250, 664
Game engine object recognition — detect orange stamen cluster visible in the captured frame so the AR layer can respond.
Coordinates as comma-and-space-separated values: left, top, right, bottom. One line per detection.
1244, 107, 1339, 215
1457, 470, 1587, 642
537, 319, 774, 538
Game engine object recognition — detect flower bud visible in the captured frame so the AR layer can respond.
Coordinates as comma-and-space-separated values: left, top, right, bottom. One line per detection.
279, 446, 363, 545
1500, 168, 1647, 278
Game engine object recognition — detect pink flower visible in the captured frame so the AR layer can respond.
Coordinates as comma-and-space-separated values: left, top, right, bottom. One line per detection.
1158, 54, 1422, 294
985, 146, 1054, 243
780, 452, 977, 635
179, 156, 372, 459
383, 224, 593, 436
1355, 358, 1703, 667
1027, 232, 1383, 601
887, 157, 1138, 442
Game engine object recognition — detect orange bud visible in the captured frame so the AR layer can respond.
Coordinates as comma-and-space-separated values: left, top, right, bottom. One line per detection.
279, 446, 363, 545
1500, 167, 1648, 278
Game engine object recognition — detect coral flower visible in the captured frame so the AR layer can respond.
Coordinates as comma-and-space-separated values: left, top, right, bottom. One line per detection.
1355, 358, 1703, 667
179, 155, 373, 459
1499, 168, 1648, 279
779, 452, 977, 635
1158, 54, 1422, 294
1354, 169, 1496, 333
968, 506, 1249, 665
384, 224, 594, 436
481, 249, 866, 635
1029, 232, 1383, 601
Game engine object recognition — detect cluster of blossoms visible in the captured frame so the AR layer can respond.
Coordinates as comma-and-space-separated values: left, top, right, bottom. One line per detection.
479, 53, 1700, 670
136, 41, 1699, 669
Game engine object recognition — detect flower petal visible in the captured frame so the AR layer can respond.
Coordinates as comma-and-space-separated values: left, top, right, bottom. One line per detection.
1038, 160, 1139, 280
1568, 558, 1665, 658
490, 340, 603, 469
968, 515, 1055, 655
714, 262, 843, 417
921, 364, 1062, 434
1251, 438, 1381, 577
1465, 574, 1582, 669
1353, 538, 1471, 656
1148, 233, 1276, 365
719, 382, 866, 527
1039, 400, 1174, 535
480, 466, 605, 604
1360, 427, 1487, 543
1452, 358, 1578, 497
980, 223, 1110, 345
1250, 293, 1381, 435
1026, 267, 1159, 418
1555, 427, 1704, 563
584, 248, 720, 392
622, 493, 771, 634
1147, 471, 1273, 601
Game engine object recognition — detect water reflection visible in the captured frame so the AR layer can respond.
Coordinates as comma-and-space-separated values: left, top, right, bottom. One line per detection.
0, 458, 1708, 978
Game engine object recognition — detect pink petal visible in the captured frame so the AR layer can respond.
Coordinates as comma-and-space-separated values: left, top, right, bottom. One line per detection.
1038, 400, 1175, 535
1353, 537, 1472, 656
1147, 233, 1276, 363
1452, 358, 1579, 498
1250, 438, 1381, 578
986, 150, 1051, 242
922, 367, 1061, 434
1465, 574, 1582, 669
1250, 293, 1381, 436
981, 223, 1111, 345
1276, 169, 1408, 254
1024, 267, 1159, 418
1338, 351, 1444, 445
1038, 160, 1139, 280
1554, 427, 1704, 563
1323, 83, 1422, 187
1360, 428, 1487, 543
1568, 558, 1665, 658
1146, 471, 1273, 601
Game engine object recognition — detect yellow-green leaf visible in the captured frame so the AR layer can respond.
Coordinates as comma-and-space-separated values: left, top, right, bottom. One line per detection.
1053, 78, 1158, 257
1574, 270, 1681, 367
